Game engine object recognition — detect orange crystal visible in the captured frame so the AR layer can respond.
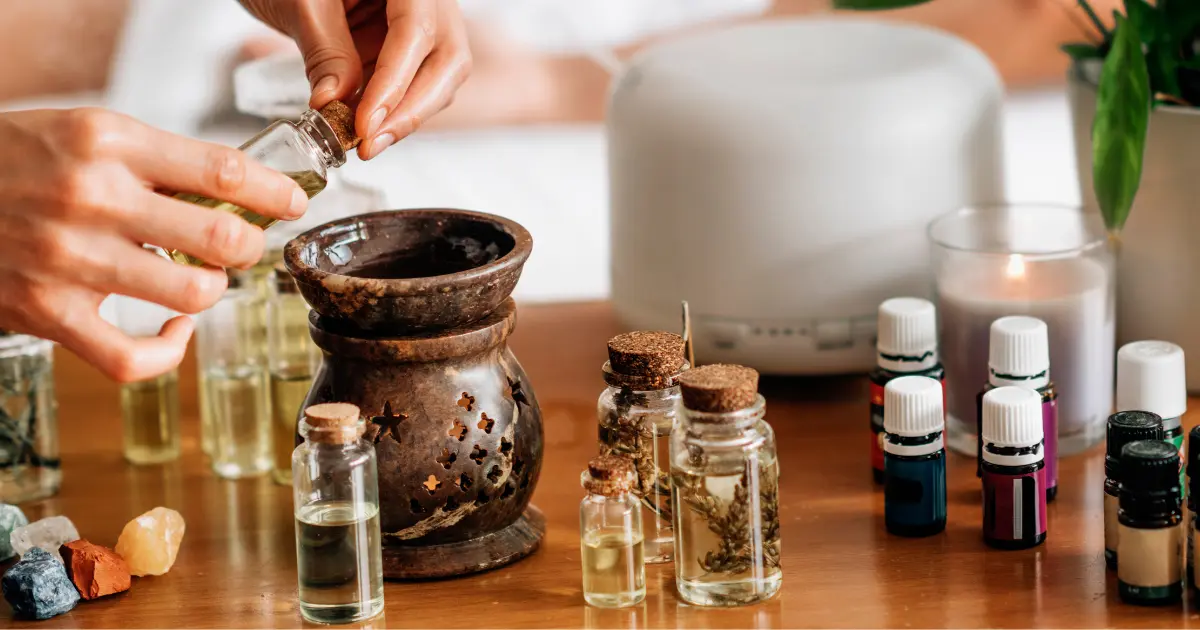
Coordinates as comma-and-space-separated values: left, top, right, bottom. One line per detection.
114, 507, 185, 577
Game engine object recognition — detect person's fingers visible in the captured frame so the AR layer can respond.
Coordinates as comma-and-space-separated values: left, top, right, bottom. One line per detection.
363, 45, 470, 159
356, 0, 438, 142
58, 310, 195, 383
119, 126, 307, 223
289, 0, 364, 107
121, 190, 268, 270
73, 238, 230, 315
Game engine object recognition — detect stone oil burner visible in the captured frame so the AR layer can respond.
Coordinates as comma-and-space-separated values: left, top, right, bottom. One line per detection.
284, 209, 543, 579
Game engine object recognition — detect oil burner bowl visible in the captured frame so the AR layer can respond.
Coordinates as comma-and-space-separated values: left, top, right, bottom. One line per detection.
284, 209, 533, 332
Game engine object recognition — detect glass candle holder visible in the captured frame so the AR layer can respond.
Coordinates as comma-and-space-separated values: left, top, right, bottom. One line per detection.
930, 204, 1114, 457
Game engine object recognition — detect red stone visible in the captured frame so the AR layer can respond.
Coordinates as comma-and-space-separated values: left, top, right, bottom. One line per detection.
59, 540, 131, 600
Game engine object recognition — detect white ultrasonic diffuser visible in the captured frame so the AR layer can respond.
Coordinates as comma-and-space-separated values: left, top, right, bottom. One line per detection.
607, 18, 1004, 375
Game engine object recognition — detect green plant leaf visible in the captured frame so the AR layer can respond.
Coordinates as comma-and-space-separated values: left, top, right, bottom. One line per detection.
1123, 0, 1159, 44
1061, 43, 1104, 61
1077, 0, 1112, 39
1092, 14, 1152, 234
831, 0, 936, 9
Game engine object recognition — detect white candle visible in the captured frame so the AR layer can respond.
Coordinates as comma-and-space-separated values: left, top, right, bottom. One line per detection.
937, 253, 1114, 456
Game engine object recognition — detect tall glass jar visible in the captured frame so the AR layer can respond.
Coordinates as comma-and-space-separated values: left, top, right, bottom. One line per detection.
0, 333, 59, 502
269, 263, 321, 485
167, 107, 347, 267
671, 364, 781, 607
292, 403, 383, 624
197, 272, 271, 479
597, 331, 687, 564
579, 455, 646, 608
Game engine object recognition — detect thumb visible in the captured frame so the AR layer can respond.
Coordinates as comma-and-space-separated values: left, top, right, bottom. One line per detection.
288, 2, 364, 108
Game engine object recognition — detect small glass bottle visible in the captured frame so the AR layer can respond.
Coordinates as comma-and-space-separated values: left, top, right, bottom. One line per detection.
1117, 341, 1188, 494
269, 263, 321, 485
0, 333, 60, 502
167, 105, 350, 267
883, 376, 946, 537
1117, 440, 1183, 606
1187, 425, 1200, 592
120, 369, 182, 465
671, 364, 781, 607
976, 316, 1058, 502
197, 272, 272, 479
980, 387, 1046, 549
292, 402, 383, 624
869, 298, 944, 485
580, 454, 646, 608
1105, 411, 1164, 570
597, 331, 686, 564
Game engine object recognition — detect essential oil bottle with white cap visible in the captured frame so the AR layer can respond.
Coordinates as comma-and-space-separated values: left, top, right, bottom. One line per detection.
883, 375, 947, 537
870, 298, 944, 484
976, 316, 1058, 502
1117, 440, 1183, 606
1117, 341, 1187, 493
981, 386, 1047, 549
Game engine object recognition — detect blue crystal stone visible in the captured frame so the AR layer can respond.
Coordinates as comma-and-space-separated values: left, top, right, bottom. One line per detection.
2, 548, 80, 620
0, 504, 29, 561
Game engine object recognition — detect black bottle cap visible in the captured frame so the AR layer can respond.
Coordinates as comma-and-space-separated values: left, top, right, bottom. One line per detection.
1106, 411, 1164, 480
1121, 440, 1180, 491
1189, 425, 1200, 497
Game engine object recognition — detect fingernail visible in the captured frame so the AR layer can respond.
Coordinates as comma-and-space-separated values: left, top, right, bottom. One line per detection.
368, 133, 395, 160
368, 109, 387, 136
313, 75, 338, 97
289, 186, 308, 218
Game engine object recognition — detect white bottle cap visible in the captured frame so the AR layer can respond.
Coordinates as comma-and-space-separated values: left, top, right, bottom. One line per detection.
982, 386, 1044, 448
883, 375, 944, 437
877, 297, 938, 372
1117, 340, 1187, 420
988, 316, 1050, 388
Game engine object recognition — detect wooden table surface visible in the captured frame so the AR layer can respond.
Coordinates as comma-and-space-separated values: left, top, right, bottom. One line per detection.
5, 301, 1200, 628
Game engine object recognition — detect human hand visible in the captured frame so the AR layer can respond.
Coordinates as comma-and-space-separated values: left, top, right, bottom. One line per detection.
0, 108, 307, 382
240, 0, 471, 160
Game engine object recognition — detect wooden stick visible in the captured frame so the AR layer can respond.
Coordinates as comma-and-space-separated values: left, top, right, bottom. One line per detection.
681, 301, 695, 367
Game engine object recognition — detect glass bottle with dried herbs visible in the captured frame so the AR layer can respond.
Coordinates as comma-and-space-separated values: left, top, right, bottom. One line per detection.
0, 333, 60, 502
670, 364, 781, 607
579, 454, 646, 608
597, 331, 687, 564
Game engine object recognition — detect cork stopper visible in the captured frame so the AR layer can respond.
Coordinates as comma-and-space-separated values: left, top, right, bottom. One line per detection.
303, 403, 362, 444
679, 364, 759, 413
608, 331, 686, 376
581, 454, 636, 496
318, 100, 360, 151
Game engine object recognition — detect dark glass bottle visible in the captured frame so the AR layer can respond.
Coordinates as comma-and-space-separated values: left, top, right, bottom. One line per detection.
980, 387, 1046, 550
883, 376, 946, 537
870, 298, 943, 485
1187, 425, 1200, 592
1117, 440, 1183, 606
1105, 411, 1164, 570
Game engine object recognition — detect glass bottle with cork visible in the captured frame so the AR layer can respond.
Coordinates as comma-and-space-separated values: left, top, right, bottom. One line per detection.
579, 454, 646, 608
1117, 341, 1187, 493
1117, 440, 1183, 606
870, 298, 943, 484
0, 332, 59, 502
883, 375, 947, 537
292, 402, 383, 624
670, 364, 781, 607
1104, 411, 1163, 570
976, 316, 1058, 502
166, 101, 359, 267
980, 386, 1047, 549
268, 263, 321, 485
597, 331, 687, 564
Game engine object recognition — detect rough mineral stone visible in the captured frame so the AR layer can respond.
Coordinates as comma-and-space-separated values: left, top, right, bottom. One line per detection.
114, 507, 185, 576
10, 516, 79, 563
0, 504, 29, 561
2, 548, 80, 619
59, 540, 131, 600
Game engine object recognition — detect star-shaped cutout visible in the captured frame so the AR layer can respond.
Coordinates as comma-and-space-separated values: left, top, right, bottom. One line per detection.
508, 377, 529, 407
367, 401, 407, 445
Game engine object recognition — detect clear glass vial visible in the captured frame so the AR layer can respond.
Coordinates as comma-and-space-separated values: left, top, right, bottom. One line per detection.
167, 108, 346, 267
292, 402, 383, 624
579, 454, 646, 608
269, 263, 321, 485
0, 333, 60, 502
597, 331, 687, 564
1117, 440, 1183, 606
197, 272, 272, 479
120, 368, 182, 465
1104, 411, 1163, 570
671, 364, 781, 607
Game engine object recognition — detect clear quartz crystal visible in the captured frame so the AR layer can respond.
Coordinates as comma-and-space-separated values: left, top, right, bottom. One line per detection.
598, 386, 679, 564
10, 516, 78, 561
0, 334, 60, 503
671, 395, 781, 607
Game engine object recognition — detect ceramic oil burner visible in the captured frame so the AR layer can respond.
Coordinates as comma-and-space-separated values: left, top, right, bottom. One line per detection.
284, 209, 543, 579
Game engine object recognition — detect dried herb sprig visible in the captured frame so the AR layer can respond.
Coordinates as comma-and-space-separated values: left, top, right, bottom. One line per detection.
598, 387, 673, 521
675, 459, 781, 576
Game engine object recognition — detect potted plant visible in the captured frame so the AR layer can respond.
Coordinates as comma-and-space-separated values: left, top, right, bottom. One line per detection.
838, 0, 1200, 390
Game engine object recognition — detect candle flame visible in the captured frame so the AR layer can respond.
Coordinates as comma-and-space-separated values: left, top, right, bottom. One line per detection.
1006, 254, 1026, 279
